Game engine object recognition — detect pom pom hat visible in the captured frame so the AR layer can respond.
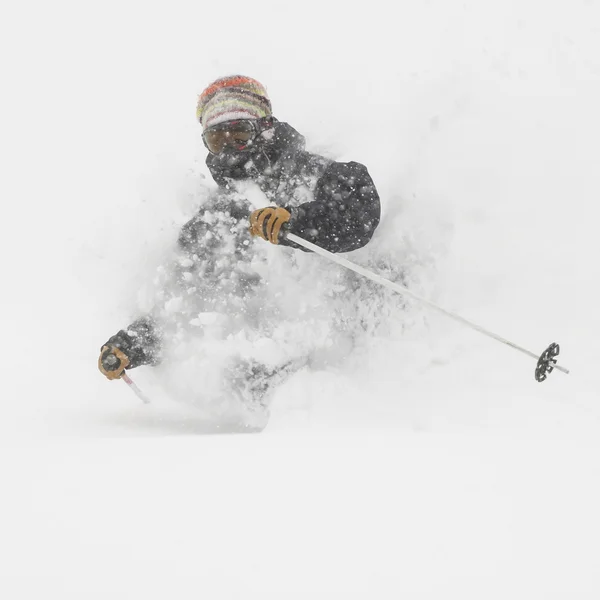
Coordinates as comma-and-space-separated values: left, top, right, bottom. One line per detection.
197, 75, 272, 129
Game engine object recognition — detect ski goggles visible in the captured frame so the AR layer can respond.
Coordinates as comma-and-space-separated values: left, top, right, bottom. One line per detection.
202, 119, 261, 155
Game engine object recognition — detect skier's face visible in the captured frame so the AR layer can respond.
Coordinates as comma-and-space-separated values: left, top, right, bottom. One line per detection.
202, 120, 260, 155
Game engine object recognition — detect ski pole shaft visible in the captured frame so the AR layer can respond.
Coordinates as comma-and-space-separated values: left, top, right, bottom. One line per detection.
285, 233, 570, 378
122, 372, 151, 404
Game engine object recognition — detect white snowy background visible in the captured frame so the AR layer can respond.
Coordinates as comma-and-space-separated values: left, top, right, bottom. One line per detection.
2, 0, 600, 597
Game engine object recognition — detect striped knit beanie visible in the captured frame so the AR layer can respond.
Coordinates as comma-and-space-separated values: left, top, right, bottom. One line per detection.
196, 75, 272, 129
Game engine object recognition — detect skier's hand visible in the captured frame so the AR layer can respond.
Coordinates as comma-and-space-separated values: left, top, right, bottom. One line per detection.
98, 345, 130, 380
249, 207, 290, 244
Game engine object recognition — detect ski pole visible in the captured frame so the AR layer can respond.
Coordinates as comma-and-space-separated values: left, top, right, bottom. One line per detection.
122, 372, 151, 404
285, 232, 569, 382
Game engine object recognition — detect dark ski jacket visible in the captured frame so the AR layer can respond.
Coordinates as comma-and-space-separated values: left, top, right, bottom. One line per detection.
203, 118, 380, 253
104, 118, 381, 368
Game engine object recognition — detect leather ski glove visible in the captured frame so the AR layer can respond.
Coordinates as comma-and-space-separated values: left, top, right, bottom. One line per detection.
249, 207, 290, 244
98, 345, 130, 380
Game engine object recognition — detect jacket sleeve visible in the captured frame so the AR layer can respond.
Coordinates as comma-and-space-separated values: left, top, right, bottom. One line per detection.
105, 214, 209, 370
102, 191, 252, 371
101, 206, 217, 371
103, 317, 162, 369
281, 161, 380, 253
99, 213, 205, 370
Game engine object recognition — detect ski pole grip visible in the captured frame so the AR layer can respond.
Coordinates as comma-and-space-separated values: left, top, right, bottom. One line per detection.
102, 352, 121, 371
100, 346, 130, 372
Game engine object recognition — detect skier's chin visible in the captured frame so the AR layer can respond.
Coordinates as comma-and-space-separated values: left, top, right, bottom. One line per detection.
212, 148, 267, 180
214, 149, 255, 168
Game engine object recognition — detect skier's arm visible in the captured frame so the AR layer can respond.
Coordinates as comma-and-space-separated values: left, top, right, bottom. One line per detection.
99, 191, 251, 380
98, 317, 162, 379
281, 161, 380, 253
98, 203, 220, 380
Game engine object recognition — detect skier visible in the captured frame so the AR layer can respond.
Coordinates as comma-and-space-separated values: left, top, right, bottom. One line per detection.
98, 75, 381, 411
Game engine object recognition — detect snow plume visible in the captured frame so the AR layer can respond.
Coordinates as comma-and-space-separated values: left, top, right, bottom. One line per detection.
128, 175, 431, 427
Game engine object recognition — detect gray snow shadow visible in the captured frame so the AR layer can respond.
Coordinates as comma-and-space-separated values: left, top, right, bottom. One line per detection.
87, 408, 267, 436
